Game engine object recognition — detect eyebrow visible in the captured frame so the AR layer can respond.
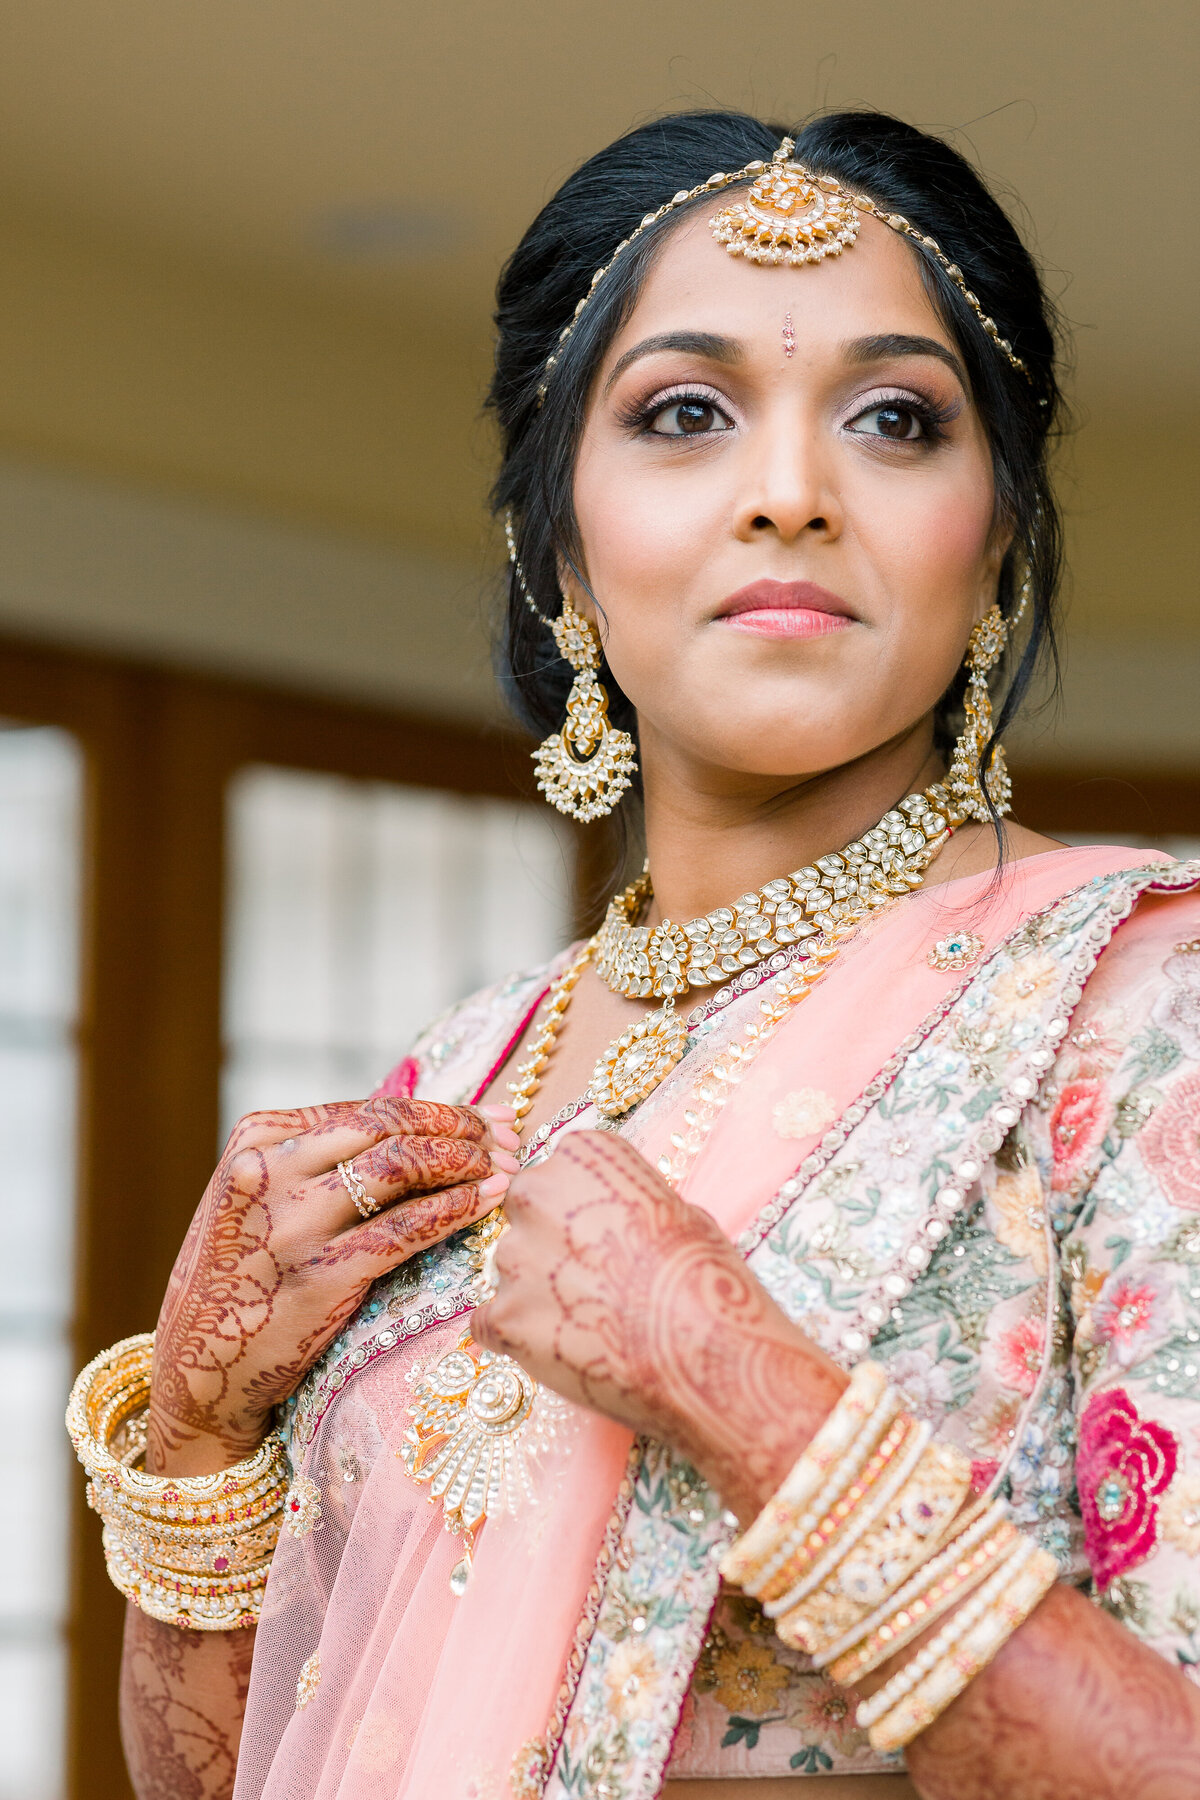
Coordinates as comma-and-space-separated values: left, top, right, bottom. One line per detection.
843, 333, 967, 386
603, 330, 743, 394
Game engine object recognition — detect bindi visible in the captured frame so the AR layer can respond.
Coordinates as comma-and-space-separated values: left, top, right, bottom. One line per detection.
782, 313, 796, 359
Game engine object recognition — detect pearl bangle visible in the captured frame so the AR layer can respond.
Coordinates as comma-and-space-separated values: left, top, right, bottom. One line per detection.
856, 1536, 1036, 1730
866, 1544, 1058, 1751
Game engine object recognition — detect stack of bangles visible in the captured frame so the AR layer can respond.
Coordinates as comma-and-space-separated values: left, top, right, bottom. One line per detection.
65, 1333, 299, 1630
719, 1360, 1058, 1752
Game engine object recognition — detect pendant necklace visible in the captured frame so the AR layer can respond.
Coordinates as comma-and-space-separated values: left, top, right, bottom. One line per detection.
403, 782, 959, 1589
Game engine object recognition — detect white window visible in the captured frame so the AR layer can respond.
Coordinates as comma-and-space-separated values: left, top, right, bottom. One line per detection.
222, 766, 573, 1133
0, 722, 83, 1800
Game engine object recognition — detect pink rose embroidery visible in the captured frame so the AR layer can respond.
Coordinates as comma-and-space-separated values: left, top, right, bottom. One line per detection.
375, 1055, 421, 1100
1090, 1266, 1170, 1367
1077, 1387, 1178, 1590
1138, 1070, 1200, 1213
1049, 1079, 1112, 1191
992, 1314, 1045, 1396
970, 1458, 1001, 1495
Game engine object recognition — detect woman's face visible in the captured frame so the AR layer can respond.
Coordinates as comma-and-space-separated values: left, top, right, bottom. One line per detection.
569, 208, 1006, 792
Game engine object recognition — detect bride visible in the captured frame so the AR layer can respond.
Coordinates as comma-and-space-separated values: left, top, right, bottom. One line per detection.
73, 109, 1200, 1798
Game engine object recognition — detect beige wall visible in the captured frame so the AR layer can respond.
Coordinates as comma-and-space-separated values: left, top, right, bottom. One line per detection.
0, 3, 1194, 764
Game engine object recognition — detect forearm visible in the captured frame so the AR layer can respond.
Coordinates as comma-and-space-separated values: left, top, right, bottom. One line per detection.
902, 1581, 1200, 1800
703, 1357, 1200, 1800
120, 1605, 255, 1800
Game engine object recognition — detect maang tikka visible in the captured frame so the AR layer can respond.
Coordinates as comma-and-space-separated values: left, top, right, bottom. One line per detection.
505, 512, 637, 822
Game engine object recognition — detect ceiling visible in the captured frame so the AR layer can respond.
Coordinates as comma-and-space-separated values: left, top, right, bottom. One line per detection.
0, 0, 1194, 737
2, 0, 1194, 399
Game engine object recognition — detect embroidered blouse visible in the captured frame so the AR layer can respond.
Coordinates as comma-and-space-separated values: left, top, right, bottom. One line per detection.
256, 854, 1200, 1793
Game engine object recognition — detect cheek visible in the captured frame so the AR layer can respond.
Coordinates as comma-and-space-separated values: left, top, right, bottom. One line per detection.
864, 459, 996, 620
574, 441, 717, 619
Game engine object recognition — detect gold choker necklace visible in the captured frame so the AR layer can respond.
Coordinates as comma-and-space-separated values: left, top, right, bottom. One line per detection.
594, 781, 962, 1003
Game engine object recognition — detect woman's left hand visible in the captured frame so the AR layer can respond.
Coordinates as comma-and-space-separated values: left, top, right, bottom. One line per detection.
471, 1128, 847, 1521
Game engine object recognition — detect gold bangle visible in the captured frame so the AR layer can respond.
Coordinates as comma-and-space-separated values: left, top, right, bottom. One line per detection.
758, 1411, 913, 1606
826, 1511, 1017, 1684
867, 1545, 1057, 1751
66, 1332, 293, 1629
774, 1436, 971, 1656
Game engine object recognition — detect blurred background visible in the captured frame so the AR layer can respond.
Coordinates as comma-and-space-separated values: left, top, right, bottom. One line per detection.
0, 5, 1195, 1796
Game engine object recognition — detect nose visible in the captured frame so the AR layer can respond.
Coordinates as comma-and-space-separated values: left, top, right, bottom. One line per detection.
731, 411, 843, 546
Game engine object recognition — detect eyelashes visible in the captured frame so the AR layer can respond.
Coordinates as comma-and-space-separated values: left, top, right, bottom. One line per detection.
614, 383, 730, 435
615, 381, 961, 445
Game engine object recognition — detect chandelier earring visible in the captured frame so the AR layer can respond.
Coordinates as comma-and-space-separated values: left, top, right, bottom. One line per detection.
505, 512, 637, 822
945, 557, 1031, 822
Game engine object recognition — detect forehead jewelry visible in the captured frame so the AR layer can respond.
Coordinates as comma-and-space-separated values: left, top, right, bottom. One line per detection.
782, 312, 796, 358
538, 136, 1031, 402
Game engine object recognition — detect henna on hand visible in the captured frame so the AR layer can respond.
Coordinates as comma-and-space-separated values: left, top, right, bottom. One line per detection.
120, 1605, 255, 1800
149, 1099, 509, 1475
474, 1130, 845, 1520
903, 1581, 1200, 1800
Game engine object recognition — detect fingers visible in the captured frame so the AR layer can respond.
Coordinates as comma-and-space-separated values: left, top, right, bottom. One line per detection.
273, 1096, 513, 1181
339, 1133, 517, 1209
312, 1180, 505, 1281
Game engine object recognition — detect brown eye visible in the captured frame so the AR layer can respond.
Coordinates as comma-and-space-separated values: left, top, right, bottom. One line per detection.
651, 399, 731, 436
850, 402, 925, 441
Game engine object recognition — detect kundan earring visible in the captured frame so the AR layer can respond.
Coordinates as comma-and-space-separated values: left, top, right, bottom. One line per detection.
945, 558, 1031, 822
505, 512, 637, 822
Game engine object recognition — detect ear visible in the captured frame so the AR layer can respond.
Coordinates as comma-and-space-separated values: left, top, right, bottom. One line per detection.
973, 521, 1015, 627
555, 555, 600, 628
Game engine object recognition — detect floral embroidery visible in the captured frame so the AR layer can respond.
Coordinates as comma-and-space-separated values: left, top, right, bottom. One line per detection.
991, 1161, 1049, 1274
604, 1639, 664, 1720
883, 1347, 955, 1428
283, 1473, 323, 1537
1077, 1388, 1179, 1589
1159, 1474, 1200, 1558
772, 1088, 838, 1139
295, 1651, 321, 1709
786, 1674, 865, 1757
1049, 1078, 1113, 1191
991, 951, 1059, 1015
990, 1313, 1045, 1396
970, 1457, 1001, 1493
1151, 944, 1200, 1058
926, 929, 984, 971
1138, 1070, 1200, 1212
709, 1637, 790, 1716
1091, 1266, 1171, 1368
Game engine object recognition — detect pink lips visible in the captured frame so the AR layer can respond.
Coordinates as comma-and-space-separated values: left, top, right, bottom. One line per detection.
715, 578, 854, 640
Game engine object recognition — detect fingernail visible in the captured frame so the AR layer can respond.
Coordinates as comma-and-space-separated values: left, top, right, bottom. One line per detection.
490, 1148, 520, 1174
479, 1103, 517, 1122
489, 1125, 521, 1153
478, 1172, 510, 1199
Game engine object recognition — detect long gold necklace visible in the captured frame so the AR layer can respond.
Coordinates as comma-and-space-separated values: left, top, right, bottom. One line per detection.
403, 805, 955, 1591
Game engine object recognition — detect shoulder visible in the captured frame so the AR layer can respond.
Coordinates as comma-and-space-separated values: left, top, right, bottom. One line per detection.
374, 954, 569, 1106
1078, 856, 1200, 1017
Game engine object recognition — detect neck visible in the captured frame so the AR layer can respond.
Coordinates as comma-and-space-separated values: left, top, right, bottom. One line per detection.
637, 722, 959, 927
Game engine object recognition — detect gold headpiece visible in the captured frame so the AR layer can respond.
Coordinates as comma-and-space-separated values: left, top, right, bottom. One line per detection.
538, 137, 1031, 401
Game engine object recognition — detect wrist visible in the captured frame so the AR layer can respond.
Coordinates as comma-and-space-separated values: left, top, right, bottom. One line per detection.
682, 1325, 849, 1525
146, 1407, 272, 1477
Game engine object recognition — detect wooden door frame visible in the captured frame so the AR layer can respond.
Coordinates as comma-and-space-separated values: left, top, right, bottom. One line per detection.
0, 629, 1195, 1800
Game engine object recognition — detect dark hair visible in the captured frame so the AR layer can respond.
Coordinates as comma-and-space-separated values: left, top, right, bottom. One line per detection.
488, 108, 1065, 814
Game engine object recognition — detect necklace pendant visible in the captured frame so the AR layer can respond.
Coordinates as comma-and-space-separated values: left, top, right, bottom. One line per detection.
589, 998, 688, 1118
402, 1332, 558, 1592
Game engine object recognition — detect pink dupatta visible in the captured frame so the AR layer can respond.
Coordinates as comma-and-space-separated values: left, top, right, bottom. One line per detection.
234, 846, 1164, 1800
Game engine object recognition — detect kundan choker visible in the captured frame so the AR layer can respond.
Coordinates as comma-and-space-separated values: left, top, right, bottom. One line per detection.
595, 780, 962, 1003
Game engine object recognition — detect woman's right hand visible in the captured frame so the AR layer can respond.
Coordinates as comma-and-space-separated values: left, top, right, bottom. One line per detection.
146, 1095, 518, 1475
